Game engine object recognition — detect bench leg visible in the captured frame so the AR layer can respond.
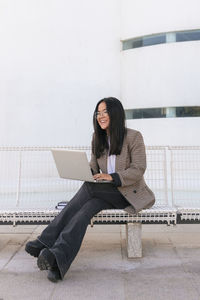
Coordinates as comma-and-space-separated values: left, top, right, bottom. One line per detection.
126, 222, 142, 258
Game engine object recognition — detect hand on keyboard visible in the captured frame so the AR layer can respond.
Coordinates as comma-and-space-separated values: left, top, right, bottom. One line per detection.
93, 173, 112, 181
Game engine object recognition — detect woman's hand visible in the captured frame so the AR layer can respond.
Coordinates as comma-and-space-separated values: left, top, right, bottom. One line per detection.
93, 173, 113, 181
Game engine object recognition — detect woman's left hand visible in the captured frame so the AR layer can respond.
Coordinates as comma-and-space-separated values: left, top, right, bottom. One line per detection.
93, 173, 113, 181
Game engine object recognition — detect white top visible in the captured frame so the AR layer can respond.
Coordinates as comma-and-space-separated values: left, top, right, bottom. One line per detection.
107, 137, 116, 174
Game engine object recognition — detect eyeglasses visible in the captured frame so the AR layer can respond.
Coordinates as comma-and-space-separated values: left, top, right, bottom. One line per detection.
95, 110, 109, 118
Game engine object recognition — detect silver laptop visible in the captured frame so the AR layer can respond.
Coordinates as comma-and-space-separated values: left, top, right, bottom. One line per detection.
51, 149, 111, 183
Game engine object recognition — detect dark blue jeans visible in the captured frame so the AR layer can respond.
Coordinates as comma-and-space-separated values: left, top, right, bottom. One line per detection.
38, 182, 129, 279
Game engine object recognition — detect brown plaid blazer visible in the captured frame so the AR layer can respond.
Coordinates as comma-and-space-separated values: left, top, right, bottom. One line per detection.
89, 128, 155, 214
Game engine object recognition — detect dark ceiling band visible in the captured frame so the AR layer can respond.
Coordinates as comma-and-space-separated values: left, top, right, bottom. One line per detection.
122, 29, 200, 50
125, 106, 200, 119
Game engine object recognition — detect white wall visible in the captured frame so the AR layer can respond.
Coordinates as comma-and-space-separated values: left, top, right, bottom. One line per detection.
121, 42, 200, 108
127, 118, 200, 146
0, 0, 200, 147
121, 0, 200, 39
121, 0, 200, 146
0, 0, 121, 146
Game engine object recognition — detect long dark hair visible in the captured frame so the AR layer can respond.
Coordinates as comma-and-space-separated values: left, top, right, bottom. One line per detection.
92, 97, 127, 158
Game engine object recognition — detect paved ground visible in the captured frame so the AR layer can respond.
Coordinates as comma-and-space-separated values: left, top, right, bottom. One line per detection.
0, 223, 200, 300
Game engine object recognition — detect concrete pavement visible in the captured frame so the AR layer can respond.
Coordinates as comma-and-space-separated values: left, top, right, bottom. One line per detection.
0, 223, 200, 300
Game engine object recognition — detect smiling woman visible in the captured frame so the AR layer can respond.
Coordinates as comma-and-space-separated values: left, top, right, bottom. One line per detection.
93, 98, 127, 159
25, 97, 155, 283
95, 102, 110, 131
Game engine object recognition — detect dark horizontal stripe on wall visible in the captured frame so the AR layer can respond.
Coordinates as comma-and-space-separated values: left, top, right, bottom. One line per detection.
122, 29, 200, 50
125, 106, 200, 119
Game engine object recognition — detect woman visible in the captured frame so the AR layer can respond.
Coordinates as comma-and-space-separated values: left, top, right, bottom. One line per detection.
25, 97, 155, 282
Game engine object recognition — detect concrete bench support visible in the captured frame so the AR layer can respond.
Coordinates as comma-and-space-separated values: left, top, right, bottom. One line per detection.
126, 222, 142, 258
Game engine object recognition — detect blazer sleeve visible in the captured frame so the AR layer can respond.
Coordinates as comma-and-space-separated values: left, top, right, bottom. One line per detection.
116, 131, 147, 187
89, 134, 100, 175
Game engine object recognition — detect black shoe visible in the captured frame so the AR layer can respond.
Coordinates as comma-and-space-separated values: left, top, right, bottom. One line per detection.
37, 248, 56, 271
25, 239, 45, 257
47, 268, 62, 283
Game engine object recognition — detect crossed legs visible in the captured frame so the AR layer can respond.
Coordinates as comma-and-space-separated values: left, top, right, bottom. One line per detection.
25, 182, 129, 282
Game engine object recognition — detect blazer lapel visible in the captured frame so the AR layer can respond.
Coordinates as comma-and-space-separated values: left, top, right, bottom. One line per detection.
115, 154, 121, 172
99, 146, 125, 174
98, 151, 108, 173
102, 153, 108, 173
115, 142, 127, 172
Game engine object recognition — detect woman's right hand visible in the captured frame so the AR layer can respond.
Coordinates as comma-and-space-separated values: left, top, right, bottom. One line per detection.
93, 173, 112, 181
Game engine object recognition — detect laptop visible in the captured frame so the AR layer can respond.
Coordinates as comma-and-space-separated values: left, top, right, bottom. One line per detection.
51, 149, 111, 183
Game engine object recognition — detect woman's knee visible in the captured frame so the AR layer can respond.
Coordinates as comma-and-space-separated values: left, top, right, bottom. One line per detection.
80, 198, 107, 219
69, 183, 90, 206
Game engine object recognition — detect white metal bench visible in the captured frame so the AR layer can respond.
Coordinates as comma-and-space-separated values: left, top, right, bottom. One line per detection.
0, 146, 199, 258
0, 205, 177, 258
